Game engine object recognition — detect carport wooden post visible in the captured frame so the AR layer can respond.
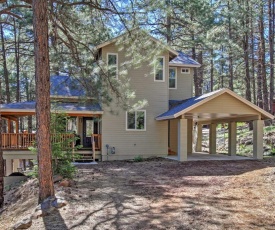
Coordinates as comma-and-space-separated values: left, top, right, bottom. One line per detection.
195, 124, 202, 152
5, 159, 13, 176
177, 118, 188, 161
187, 119, 193, 155
253, 119, 264, 159
228, 122, 237, 156
209, 123, 217, 154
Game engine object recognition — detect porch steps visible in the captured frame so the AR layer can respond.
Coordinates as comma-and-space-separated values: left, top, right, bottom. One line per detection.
74, 150, 101, 162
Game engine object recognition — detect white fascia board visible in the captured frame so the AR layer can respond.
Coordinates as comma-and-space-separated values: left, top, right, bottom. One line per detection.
169, 63, 201, 68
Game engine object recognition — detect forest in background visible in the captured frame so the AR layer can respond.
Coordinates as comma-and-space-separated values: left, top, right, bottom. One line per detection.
0, 0, 274, 120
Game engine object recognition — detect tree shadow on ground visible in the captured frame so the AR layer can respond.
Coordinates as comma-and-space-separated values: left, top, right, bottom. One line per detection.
42, 209, 68, 230
113, 158, 275, 177
43, 159, 274, 230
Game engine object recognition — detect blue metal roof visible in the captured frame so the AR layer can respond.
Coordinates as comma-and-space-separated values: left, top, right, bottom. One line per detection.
157, 90, 222, 119
169, 51, 200, 66
0, 101, 102, 112
1, 101, 36, 110
50, 75, 85, 97
53, 102, 102, 111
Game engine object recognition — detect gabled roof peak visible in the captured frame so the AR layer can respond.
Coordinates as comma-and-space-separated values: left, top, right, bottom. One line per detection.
169, 51, 201, 67
96, 28, 178, 57
157, 88, 274, 121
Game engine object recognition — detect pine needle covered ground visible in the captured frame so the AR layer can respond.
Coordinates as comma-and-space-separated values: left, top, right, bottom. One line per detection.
1, 158, 275, 229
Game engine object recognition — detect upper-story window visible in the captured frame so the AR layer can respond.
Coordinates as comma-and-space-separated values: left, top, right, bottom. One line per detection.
155, 57, 165, 82
181, 68, 190, 74
169, 68, 177, 89
126, 110, 146, 131
107, 53, 118, 78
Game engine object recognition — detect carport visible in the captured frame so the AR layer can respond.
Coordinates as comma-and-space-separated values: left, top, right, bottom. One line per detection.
156, 89, 274, 161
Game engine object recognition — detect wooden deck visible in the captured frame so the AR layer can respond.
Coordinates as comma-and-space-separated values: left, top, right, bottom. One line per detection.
1, 133, 102, 151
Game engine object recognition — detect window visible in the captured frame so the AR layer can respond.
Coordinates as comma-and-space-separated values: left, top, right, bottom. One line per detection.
126, 110, 146, 131
107, 53, 118, 78
169, 68, 177, 89
181, 68, 190, 74
67, 117, 77, 132
155, 57, 165, 81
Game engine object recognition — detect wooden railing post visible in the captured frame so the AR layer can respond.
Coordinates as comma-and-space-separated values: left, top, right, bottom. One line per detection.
92, 134, 95, 162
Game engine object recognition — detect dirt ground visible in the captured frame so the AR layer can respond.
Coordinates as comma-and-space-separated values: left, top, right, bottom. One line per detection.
1, 158, 275, 230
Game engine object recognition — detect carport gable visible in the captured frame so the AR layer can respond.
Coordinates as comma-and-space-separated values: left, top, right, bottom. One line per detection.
156, 88, 274, 122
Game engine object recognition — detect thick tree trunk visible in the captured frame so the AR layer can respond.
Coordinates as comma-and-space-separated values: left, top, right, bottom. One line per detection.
32, 0, 54, 203
269, 0, 274, 114
221, 48, 224, 88
192, 46, 199, 96
228, 0, 234, 91
197, 50, 203, 95
210, 49, 214, 92
243, 34, 251, 102
259, 5, 269, 111
243, 0, 251, 102
13, 19, 20, 103
250, 9, 257, 104
0, 24, 11, 103
257, 40, 263, 109
0, 81, 3, 208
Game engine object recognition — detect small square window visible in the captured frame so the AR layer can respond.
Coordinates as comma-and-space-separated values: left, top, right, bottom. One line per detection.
181, 68, 190, 74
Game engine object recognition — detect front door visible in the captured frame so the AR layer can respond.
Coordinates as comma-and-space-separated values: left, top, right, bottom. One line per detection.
83, 118, 94, 148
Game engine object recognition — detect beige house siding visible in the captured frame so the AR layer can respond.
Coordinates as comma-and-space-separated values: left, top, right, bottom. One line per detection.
169, 119, 178, 154
101, 43, 169, 160
169, 67, 193, 100
190, 93, 262, 115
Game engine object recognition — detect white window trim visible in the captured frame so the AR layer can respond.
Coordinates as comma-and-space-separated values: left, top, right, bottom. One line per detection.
169, 67, 177, 89
154, 56, 165, 82
126, 110, 146, 131
107, 53, 118, 79
181, 68, 190, 74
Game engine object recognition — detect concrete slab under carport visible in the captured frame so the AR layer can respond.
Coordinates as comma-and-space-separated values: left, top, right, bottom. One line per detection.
165, 152, 254, 161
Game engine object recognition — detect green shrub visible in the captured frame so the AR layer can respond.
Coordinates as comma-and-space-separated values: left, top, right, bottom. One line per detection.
134, 156, 143, 162
28, 112, 81, 179
26, 160, 38, 178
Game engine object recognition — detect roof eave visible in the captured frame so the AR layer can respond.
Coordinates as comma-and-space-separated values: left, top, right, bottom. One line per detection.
96, 40, 115, 49
155, 115, 176, 121
0, 109, 104, 115
169, 63, 201, 68
0, 109, 35, 113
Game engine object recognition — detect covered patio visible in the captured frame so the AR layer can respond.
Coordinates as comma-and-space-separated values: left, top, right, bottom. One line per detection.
157, 89, 274, 161
0, 101, 103, 176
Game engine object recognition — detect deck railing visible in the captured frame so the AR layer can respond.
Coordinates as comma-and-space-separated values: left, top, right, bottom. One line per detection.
1, 133, 102, 151
2, 133, 36, 149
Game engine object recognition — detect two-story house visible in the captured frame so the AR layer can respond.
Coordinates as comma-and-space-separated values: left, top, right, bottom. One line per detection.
1, 30, 273, 176
97, 31, 200, 161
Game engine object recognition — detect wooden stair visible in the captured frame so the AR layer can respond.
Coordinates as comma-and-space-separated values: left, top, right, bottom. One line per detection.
74, 150, 94, 162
